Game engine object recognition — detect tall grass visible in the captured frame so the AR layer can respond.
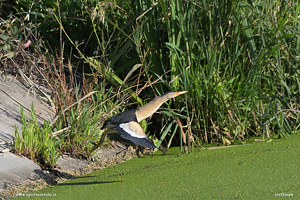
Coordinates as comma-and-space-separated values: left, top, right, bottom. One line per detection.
49, 0, 300, 147
127, 0, 300, 146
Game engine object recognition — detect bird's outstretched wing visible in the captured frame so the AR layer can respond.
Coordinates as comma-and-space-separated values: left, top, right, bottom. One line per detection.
101, 110, 137, 129
112, 121, 157, 149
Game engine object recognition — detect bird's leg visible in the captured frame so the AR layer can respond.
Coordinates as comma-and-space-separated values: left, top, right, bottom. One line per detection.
90, 132, 107, 153
135, 146, 144, 158
158, 148, 167, 155
140, 146, 146, 155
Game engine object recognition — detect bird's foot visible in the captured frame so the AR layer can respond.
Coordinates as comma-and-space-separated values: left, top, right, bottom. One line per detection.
113, 142, 128, 156
116, 148, 126, 156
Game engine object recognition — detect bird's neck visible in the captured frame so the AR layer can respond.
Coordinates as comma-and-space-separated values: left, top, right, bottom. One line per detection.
136, 96, 167, 122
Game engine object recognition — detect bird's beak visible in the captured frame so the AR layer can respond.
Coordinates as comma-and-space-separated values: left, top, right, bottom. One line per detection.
173, 91, 188, 97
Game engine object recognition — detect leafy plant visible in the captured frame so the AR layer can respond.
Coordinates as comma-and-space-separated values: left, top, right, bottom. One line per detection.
0, 16, 26, 60
14, 105, 61, 170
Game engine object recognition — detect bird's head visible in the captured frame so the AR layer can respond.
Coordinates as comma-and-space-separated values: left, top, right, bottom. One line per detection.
163, 91, 188, 100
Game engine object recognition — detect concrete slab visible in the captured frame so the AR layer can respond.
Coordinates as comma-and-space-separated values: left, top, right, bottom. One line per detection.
0, 75, 55, 191
56, 156, 88, 171
0, 152, 41, 190
0, 75, 55, 153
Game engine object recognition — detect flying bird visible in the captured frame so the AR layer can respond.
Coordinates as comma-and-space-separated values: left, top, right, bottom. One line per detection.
101, 91, 188, 152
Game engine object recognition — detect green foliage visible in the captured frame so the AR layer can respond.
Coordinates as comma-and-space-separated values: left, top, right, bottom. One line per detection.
54, 0, 300, 147
11, 0, 133, 60
10, 0, 300, 153
14, 105, 61, 170
128, 0, 300, 145
0, 16, 27, 59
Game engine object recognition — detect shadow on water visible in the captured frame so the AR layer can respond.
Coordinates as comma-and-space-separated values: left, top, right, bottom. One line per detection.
34, 168, 121, 187
73, 175, 97, 179
57, 180, 122, 186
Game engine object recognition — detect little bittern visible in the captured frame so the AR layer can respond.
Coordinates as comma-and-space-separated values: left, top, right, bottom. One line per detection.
101, 91, 188, 151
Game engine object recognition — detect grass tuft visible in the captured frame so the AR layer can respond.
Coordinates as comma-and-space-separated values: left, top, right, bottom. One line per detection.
14, 105, 61, 170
